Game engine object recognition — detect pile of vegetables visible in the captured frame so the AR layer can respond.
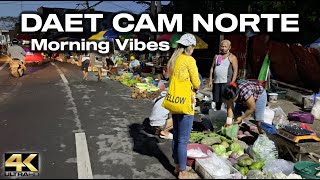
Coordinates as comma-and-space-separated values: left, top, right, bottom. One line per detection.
120, 78, 141, 87
236, 123, 259, 145
131, 87, 161, 100
227, 152, 265, 176
110, 74, 161, 100
189, 131, 266, 177
110, 74, 143, 86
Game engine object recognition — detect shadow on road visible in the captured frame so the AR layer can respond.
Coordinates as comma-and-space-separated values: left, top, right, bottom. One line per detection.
128, 121, 175, 177
25, 62, 50, 75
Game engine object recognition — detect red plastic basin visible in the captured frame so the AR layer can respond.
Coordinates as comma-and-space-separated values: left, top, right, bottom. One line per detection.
186, 143, 213, 166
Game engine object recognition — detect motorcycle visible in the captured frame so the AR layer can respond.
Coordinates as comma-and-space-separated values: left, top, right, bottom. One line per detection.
9, 58, 26, 77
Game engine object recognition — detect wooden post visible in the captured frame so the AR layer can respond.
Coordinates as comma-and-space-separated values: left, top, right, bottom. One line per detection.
219, 33, 224, 43
150, 1, 156, 41
244, 3, 252, 79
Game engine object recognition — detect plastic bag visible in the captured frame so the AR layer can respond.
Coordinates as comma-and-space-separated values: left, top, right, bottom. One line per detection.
263, 159, 294, 176
263, 106, 275, 124
288, 111, 315, 124
196, 150, 231, 177
221, 124, 239, 140
272, 106, 289, 127
311, 97, 320, 120
249, 134, 278, 162
247, 170, 268, 179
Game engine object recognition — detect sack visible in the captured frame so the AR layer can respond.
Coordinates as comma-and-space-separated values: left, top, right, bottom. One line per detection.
9, 60, 26, 77
162, 75, 193, 114
288, 111, 315, 124
311, 97, 320, 120
272, 107, 289, 127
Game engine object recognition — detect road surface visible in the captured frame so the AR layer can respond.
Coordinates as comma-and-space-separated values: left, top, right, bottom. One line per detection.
0, 59, 176, 179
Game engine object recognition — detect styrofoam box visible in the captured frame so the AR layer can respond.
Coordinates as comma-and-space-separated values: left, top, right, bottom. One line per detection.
195, 157, 245, 179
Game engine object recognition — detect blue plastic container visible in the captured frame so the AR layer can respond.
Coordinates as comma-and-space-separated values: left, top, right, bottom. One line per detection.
152, 81, 158, 86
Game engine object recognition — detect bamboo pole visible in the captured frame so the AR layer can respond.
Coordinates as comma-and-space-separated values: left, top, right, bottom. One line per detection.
271, 80, 314, 93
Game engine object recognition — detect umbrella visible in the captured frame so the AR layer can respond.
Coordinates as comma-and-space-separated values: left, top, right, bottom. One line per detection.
88, 29, 119, 41
102, 29, 119, 41
156, 33, 208, 49
88, 30, 107, 41
119, 32, 138, 40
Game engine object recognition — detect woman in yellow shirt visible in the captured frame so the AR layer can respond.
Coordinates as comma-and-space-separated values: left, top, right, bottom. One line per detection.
166, 34, 201, 179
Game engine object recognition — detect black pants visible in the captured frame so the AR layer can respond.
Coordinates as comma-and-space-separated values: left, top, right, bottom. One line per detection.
212, 83, 229, 110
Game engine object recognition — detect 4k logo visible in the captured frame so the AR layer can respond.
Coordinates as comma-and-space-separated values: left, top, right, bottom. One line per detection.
4, 153, 39, 177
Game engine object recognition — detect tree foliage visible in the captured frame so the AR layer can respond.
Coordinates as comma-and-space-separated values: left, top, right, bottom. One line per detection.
141, 0, 320, 44
0, 16, 18, 30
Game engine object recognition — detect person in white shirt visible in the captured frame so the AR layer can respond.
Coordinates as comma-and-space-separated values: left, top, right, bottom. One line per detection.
149, 91, 173, 139
7, 39, 27, 77
7, 39, 26, 62
129, 55, 141, 75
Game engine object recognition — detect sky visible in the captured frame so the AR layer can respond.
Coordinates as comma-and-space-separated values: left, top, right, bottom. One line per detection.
0, 1, 170, 17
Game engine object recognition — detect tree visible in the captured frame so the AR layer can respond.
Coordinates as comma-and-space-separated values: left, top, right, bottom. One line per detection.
255, 0, 320, 44
0, 16, 19, 30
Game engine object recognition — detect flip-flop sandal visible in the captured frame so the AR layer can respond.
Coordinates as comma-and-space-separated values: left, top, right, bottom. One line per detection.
159, 133, 173, 140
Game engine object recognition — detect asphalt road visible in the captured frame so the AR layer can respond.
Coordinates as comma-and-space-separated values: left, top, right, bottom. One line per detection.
0, 60, 176, 179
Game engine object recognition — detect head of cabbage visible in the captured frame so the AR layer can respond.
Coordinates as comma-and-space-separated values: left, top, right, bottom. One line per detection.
212, 145, 226, 156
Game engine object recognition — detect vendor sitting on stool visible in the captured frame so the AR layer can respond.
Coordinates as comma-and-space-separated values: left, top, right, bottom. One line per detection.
149, 90, 173, 139
129, 55, 141, 75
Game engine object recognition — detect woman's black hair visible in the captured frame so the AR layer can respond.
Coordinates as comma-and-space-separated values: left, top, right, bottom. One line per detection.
222, 85, 239, 101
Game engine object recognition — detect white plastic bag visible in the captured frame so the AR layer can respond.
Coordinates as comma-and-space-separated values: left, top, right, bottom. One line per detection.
311, 97, 320, 120
264, 106, 275, 124
263, 159, 294, 176
249, 134, 278, 162
201, 150, 231, 177
272, 106, 289, 127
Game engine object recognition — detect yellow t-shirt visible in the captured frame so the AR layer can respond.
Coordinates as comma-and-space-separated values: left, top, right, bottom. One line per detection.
172, 54, 201, 115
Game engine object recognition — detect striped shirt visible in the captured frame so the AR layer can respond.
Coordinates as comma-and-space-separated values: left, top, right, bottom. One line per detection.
237, 80, 264, 103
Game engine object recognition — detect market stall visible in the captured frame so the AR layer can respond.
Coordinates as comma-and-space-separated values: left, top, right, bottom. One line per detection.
186, 122, 320, 179
186, 80, 320, 179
